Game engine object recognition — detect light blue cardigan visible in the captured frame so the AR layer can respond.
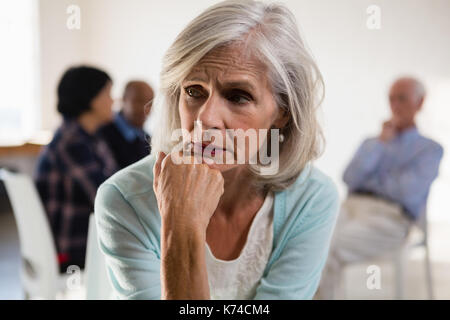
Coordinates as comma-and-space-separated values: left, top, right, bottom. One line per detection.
94, 154, 340, 299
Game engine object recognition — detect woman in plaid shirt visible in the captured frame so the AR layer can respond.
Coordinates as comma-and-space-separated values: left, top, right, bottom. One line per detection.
34, 66, 119, 273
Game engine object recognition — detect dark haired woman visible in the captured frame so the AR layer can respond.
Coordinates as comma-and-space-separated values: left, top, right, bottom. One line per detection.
35, 66, 118, 272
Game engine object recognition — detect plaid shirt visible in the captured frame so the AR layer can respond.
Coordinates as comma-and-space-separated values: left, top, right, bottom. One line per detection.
34, 118, 118, 272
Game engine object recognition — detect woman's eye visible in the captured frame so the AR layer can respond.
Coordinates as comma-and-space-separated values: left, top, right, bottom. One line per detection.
227, 91, 252, 105
185, 86, 203, 98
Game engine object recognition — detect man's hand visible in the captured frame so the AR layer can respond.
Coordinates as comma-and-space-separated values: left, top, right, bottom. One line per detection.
379, 120, 398, 142
153, 151, 225, 232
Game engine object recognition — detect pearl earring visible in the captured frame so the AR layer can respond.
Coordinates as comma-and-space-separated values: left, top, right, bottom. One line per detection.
279, 133, 285, 143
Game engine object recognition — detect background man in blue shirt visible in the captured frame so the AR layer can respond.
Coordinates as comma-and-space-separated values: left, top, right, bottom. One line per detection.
317, 77, 443, 299
99, 81, 154, 169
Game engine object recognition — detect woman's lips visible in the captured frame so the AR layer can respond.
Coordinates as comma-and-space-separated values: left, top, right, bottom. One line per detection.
193, 142, 226, 156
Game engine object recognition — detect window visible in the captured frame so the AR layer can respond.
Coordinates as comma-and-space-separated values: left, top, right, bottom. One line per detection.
0, 0, 40, 145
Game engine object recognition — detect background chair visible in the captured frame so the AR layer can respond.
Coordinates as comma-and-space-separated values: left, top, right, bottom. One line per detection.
84, 213, 114, 299
340, 208, 434, 300
0, 169, 81, 299
393, 209, 433, 299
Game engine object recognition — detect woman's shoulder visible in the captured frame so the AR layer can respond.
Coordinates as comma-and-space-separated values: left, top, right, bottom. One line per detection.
98, 154, 156, 200
280, 165, 340, 229
287, 164, 339, 198
95, 154, 161, 244
94, 154, 161, 256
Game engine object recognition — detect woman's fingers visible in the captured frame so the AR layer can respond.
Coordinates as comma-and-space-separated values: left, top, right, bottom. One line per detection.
153, 151, 167, 191
152, 149, 227, 231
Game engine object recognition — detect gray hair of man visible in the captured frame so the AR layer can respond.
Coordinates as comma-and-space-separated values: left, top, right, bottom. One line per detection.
150, 0, 325, 191
393, 76, 427, 101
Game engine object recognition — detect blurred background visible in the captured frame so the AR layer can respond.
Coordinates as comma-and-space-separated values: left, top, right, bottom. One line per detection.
0, 0, 449, 299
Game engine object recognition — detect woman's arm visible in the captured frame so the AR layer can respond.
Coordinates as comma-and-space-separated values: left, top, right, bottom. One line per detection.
161, 219, 209, 299
95, 182, 162, 299
153, 152, 224, 299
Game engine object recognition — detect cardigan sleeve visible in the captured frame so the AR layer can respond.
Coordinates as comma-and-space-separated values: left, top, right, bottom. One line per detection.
253, 179, 340, 299
94, 182, 161, 299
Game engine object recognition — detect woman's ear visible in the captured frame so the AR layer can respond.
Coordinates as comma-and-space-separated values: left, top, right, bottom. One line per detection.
273, 107, 290, 129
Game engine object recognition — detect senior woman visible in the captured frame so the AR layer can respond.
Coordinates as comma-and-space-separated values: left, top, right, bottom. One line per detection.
95, 0, 339, 300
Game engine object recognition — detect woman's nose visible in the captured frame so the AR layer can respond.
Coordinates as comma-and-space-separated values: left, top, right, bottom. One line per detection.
196, 94, 225, 130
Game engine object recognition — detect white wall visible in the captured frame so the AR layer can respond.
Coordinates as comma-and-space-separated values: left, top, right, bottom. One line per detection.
38, 0, 91, 130
38, 0, 450, 221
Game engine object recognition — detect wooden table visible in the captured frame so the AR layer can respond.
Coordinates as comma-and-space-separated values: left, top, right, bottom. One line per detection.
0, 142, 46, 176
0, 143, 44, 157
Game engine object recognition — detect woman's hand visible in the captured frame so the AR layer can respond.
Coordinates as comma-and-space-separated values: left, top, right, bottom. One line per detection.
153, 151, 225, 232
153, 151, 223, 299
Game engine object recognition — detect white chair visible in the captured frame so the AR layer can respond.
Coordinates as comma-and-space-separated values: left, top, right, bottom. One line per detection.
340, 209, 434, 300
393, 210, 433, 299
84, 214, 114, 299
0, 169, 75, 299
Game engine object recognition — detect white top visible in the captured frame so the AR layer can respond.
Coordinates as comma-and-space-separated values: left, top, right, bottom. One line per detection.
205, 191, 274, 300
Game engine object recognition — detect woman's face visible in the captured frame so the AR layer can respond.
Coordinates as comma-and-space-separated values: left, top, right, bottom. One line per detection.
91, 81, 114, 124
178, 43, 286, 173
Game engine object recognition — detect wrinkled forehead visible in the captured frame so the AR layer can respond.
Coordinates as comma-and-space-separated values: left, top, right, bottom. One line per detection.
186, 42, 268, 82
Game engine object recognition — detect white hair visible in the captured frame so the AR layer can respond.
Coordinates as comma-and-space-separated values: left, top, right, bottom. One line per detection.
413, 79, 426, 99
150, 0, 324, 191
394, 76, 426, 100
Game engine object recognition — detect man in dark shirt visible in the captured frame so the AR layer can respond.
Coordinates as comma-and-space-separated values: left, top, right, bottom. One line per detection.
98, 81, 154, 169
